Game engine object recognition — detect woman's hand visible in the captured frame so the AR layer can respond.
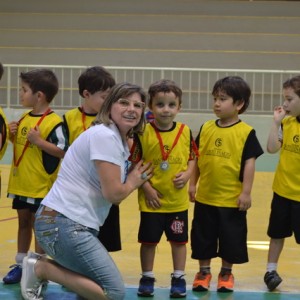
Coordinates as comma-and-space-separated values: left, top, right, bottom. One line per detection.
128, 160, 153, 189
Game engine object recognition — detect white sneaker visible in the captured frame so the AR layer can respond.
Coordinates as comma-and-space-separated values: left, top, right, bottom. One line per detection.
21, 253, 44, 300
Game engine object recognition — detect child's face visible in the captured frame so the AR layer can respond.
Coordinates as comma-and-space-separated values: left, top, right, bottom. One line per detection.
19, 82, 37, 108
83, 88, 110, 114
150, 92, 181, 129
282, 87, 300, 117
213, 91, 243, 123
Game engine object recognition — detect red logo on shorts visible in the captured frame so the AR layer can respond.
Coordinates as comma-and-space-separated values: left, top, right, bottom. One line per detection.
170, 220, 184, 234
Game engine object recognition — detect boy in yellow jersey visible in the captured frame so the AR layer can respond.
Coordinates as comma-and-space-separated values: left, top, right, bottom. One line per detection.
0, 63, 9, 192
63, 66, 121, 252
189, 76, 263, 293
130, 79, 198, 298
3, 69, 68, 284
264, 75, 300, 291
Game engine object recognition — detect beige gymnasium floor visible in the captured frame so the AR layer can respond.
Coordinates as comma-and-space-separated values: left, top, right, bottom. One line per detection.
1, 162, 300, 294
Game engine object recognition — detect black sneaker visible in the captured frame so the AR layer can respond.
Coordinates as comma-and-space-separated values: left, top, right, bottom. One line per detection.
170, 274, 186, 298
264, 271, 282, 291
137, 276, 155, 297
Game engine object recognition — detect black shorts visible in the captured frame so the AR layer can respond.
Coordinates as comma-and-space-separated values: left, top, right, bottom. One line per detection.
267, 193, 300, 244
12, 198, 40, 213
98, 204, 121, 252
191, 202, 248, 264
138, 210, 188, 244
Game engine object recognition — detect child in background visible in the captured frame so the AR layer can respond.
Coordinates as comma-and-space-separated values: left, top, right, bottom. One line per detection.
0, 63, 9, 193
264, 75, 300, 291
63, 66, 121, 252
189, 76, 263, 293
130, 79, 198, 298
3, 69, 68, 284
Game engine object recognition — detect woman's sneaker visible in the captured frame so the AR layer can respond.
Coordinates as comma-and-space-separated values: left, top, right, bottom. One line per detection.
264, 271, 282, 291
3, 264, 22, 284
21, 253, 44, 300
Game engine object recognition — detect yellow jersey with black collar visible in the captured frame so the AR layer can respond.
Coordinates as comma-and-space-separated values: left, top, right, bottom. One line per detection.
133, 122, 197, 213
196, 120, 255, 208
273, 116, 300, 202
63, 107, 96, 145
7, 111, 63, 198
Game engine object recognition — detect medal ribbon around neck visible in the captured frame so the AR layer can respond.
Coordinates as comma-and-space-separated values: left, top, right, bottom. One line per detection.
13, 108, 52, 170
153, 123, 185, 163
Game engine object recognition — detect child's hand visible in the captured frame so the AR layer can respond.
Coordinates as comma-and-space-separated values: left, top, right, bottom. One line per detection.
273, 106, 286, 125
143, 185, 162, 210
8, 121, 18, 136
237, 192, 251, 211
173, 172, 188, 189
27, 125, 42, 145
188, 185, 196, 203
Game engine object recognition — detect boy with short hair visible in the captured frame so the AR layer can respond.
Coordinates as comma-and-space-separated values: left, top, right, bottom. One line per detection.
189, 76, 263, 293
130, 79, 198, 298
3, 68, 68, 284
63, 66, 115, 144
63, 66, 121, 252
264, 75, 300, 291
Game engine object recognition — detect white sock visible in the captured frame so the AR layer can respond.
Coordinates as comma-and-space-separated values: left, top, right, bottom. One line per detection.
15, 252, 27, 266
142, 271, 155, 278
267, 263, 277, 272
173, 270, 185, 278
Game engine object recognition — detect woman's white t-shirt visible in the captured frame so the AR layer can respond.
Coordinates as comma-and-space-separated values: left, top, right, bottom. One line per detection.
41, 122, 129, 231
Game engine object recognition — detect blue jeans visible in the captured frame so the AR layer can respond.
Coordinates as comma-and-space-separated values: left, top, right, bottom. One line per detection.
35, 206, 125, 300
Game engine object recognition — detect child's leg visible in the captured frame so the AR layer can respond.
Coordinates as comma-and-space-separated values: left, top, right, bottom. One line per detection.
17, 208, 33, 253
3, 208, 31, 284
199, 259, 211, 271
220, 259, 233, 272
267, 238, 284, 265
138, 244, 156, 297
263, 238, 284, 291
170, 242, 187, 297
140, 243, 156, 272
170, 242, 186, 272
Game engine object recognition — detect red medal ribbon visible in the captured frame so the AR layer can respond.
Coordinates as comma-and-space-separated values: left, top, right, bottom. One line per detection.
152, 122, 185, 162
13, 108, 52, 169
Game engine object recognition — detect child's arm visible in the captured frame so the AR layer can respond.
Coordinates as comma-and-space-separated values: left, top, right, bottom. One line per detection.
141, 181, 163, 209
8, 121, 18, 143
237, 157, 255, 211
27, 125, 65, 158
188, 159, 200, 203
173, 158, 196, 189
267, 106, 285, 153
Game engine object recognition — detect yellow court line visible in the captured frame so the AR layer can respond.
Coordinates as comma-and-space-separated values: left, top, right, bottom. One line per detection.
1, 28, 299, 37
0, 12, 299, 20
0, 46, 300, 56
